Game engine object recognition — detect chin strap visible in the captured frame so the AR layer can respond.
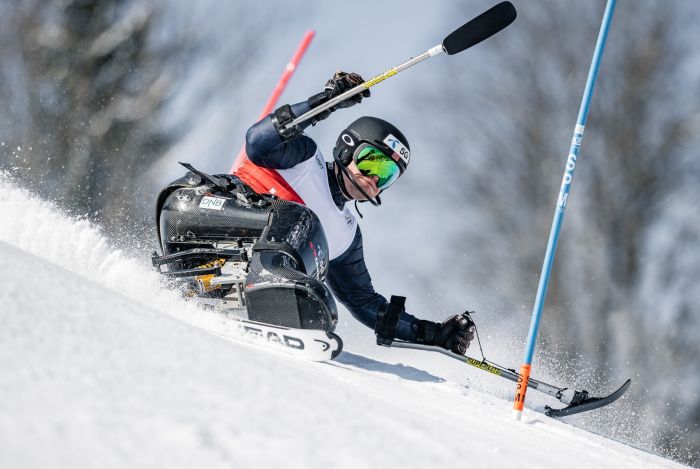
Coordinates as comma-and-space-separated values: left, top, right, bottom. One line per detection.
353, 194, 383, 219
354, 200, 363, 219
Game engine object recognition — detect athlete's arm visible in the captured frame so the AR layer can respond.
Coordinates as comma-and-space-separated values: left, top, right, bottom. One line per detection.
245, 71, 369, 170
245, 101, 317, 170
325, 228, 419, 341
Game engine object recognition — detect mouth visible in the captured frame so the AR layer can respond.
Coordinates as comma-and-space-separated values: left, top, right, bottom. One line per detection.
357, 177, 379, 197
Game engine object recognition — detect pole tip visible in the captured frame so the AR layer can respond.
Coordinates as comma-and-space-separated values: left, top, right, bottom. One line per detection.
512, 409, 524, 421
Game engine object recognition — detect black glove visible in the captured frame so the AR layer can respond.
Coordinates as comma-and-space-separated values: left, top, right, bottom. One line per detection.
307, 71, 370, 124
324, 71, 370, 108
413, 312, 476, 356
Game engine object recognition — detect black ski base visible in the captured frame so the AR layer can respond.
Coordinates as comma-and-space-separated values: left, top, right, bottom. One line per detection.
544, 379, 631, 418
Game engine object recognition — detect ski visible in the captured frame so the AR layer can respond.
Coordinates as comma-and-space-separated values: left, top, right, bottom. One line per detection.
383, 340, 631, 418
375, 295, 631, 418
544, 379, 631, 418
211, 316, 343, 362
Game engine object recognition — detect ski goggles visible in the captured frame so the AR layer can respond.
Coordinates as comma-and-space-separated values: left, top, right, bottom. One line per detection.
354, 145, 401, 190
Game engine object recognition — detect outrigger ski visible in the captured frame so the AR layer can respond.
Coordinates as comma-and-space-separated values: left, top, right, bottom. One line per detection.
375, 296, 632, 418
386, 340, 631, 418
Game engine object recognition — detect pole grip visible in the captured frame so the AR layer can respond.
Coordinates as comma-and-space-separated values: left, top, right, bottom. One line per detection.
283, 46, 441, 132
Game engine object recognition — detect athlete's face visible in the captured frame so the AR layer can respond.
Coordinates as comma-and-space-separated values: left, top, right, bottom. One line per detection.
340, 161, 380, 200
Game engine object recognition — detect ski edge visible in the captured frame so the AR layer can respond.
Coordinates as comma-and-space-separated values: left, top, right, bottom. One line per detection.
210, 317, 343, 362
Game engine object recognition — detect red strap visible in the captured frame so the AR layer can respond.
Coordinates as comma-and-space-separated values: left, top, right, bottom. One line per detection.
235, 160, 305, 205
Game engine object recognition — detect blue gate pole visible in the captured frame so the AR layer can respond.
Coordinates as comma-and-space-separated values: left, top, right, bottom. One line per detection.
512, 0, 617, 420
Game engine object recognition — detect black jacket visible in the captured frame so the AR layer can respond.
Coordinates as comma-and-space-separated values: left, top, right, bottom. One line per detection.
243, 101, 419, 340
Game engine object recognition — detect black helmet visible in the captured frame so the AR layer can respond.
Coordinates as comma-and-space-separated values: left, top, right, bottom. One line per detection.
332, 116, 410, 206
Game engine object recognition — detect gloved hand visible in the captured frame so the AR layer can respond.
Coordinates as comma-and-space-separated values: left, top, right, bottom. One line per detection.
271, 72, 370, 139
439, 313, 476, 355
413, 312, 476, 355
307, 71, 370, 124
324, 71, 370, 108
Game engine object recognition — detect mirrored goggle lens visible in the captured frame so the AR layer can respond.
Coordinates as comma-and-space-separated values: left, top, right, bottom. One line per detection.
355, 146, 400, 190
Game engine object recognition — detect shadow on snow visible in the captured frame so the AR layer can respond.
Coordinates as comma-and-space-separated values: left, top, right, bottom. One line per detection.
333, 352, 445, 383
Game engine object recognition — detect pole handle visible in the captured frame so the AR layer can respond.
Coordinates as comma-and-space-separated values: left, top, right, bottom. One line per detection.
282, 47, 441, 131
281, 2, 518, 132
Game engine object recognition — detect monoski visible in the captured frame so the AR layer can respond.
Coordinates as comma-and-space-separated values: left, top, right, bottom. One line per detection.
151, 164, 630, 418
150, 1, 629, 419
152, 163, 342, 362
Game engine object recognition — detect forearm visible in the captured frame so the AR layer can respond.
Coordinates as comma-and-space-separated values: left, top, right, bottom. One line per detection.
245, 101, 317, 169
325, 228, 419, 341
333, 291, 418, 341
245, 71, 369, 168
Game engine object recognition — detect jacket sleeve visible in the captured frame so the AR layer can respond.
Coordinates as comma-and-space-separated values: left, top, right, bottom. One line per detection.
325, 227, 419, 341
245, 101, 318, 169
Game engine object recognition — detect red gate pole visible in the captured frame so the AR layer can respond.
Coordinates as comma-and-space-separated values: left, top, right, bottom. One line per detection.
229, 30, 315, 173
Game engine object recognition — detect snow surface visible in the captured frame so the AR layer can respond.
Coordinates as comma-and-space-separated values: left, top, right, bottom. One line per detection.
0, 176, 689, 469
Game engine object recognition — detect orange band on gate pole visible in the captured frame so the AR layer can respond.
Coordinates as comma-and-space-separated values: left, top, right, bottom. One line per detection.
230, 30, 315, 174
512, 363, 531, 418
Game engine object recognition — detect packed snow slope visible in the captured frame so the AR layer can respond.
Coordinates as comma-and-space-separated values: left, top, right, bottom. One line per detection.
0, 177, 688, 469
